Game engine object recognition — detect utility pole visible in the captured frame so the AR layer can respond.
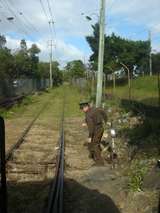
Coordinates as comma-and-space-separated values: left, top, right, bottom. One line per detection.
48, 20, 54, 88
96, 0, 106, 107
103, 73, 106, 101
149, 30, 152, 76
49, 40, 53, 88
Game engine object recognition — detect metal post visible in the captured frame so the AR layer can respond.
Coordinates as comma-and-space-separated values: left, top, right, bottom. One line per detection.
120, 62, 131, 100
158, 70, 160, 107
96, 0, 106, 107
113, 71, 116, 96
0, 116, 7, 213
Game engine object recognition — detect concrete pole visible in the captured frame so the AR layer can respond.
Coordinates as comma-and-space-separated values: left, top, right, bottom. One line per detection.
103, 73, 106, 100
49, 40, 53, 88
149, 30, 152, 76
96, 0, 106, 107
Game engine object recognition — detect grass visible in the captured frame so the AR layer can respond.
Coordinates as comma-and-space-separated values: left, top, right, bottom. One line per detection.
0, 90, 52, 119
64, 85, 88, 117
106, 75, 159, 106
0, 84, 88, 119
128, 159, 148, 192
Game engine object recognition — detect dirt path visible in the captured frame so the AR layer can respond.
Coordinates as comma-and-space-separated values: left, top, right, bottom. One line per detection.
64, 118, 125, 213
64, 116, 158, 213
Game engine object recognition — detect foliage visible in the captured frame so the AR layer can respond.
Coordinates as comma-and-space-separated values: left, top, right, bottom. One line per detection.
0, 34, 7, 49
86, 23, 151, 75
106, 76, 159, 106
128, 160, 148, 192
65, 60, 86, 79
0, 35, 63, 86
0, 47, 15, 79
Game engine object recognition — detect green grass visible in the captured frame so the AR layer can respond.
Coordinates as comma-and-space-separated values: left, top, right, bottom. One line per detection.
0, 90, 52, 118
106, 75, 159, 106
64, 85, 88, 117
0, 84, 88, 119
128, 159, 148, 192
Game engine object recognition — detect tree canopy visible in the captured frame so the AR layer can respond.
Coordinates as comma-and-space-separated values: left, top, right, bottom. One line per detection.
86, 23, 153, 75
0, 35, 62, 86
65, 60, 86, 79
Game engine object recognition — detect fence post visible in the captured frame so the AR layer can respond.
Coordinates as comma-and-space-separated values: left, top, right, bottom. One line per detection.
0, 116, 7, 213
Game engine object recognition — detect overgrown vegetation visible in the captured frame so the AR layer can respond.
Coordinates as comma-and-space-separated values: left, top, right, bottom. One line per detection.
128, 160, 148, 192
0, 89, 51, 118
63, 60, 86, 81
0, 35, 63, 90
106, 76, 159, 106
86, 23, 160, 76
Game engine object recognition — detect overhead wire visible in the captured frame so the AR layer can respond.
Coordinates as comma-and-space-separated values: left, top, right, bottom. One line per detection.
38, 0, 59, 62
0, 0, 32, 37
39, 0, 53, 36
45, 0, 58, 60
8, 0, 39, 34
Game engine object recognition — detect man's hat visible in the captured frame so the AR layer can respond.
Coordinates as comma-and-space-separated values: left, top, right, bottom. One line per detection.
79, 101, 90, 109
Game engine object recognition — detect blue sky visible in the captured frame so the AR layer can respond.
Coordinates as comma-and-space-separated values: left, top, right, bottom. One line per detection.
0, 0, 160, 66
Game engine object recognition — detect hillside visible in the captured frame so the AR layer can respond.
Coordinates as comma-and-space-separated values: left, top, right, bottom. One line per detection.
106, 75, 160, 106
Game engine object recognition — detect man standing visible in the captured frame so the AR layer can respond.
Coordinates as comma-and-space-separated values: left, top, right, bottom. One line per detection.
79, 101, 107, 165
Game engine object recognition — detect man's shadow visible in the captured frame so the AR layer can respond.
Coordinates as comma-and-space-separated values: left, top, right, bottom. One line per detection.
7, 178, 121, 213
64, 178, 121, 213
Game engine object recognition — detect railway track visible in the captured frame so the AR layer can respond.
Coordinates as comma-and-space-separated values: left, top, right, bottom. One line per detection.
0, 95, 25, 108
45, 95, 65, 213
1, 92, 66, 212
5, 101, 49, 163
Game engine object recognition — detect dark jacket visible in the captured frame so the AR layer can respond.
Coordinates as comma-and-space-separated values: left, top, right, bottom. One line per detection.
85, 107, 107, 138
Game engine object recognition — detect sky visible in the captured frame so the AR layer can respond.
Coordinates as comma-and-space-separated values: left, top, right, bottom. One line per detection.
0, 0, 160, 67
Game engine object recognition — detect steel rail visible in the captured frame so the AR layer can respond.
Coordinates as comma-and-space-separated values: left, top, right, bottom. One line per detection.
0, 95, 25, 108
45, 97, 65, 213
0, 101, 49, 164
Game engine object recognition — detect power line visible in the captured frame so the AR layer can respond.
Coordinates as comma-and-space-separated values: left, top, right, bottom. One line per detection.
46, 0, 57, 41
46, 0, 54, 21
0, 0, 32, 37
8, 0, 39, 34
39, 0, 53, 36
149, 30, 152, 76
45, 0, 58, 59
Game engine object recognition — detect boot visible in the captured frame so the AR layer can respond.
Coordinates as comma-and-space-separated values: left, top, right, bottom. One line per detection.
93, 146, 104, 165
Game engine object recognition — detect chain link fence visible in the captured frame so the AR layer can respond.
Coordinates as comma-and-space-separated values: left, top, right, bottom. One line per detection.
0, 78, 50, 101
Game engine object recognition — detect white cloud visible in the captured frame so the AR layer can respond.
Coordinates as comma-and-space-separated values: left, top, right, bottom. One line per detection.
1, 0, 160, 64
109, 0, 160, 32
5, 35, 87, 67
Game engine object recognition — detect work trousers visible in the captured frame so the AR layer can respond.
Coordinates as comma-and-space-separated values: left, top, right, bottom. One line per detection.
88, 127, 104, 164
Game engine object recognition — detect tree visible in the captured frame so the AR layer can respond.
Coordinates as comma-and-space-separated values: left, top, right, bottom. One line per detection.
38, 61, 63, 85
65, 60, 85, 79
0, 35, 6, 49
20, 39, 27, 53
86, 23, 150, 75
13, 39, 32, 78
28, 44, 41, 78
0, 48, 14, 79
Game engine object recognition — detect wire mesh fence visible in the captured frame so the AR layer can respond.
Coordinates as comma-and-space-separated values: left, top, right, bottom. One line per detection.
0, 78, 50, 101
105, 75, 160, 107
